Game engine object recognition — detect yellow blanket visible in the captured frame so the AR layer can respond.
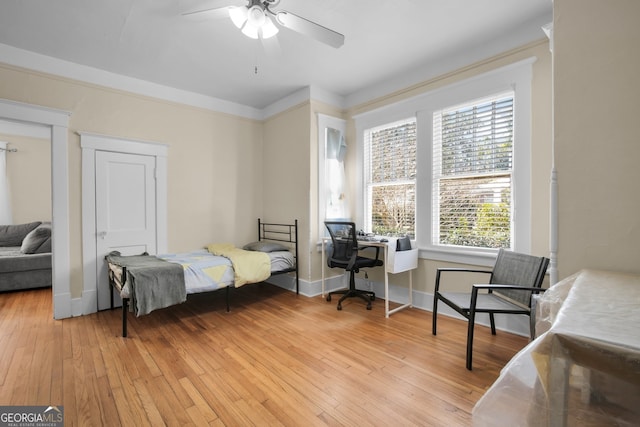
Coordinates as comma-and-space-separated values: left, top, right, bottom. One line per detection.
206, 243, 271, 287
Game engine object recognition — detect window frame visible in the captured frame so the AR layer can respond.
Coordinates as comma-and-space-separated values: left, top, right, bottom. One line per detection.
355, 58, 533, 266
317, 113, 348, 241
363, 117, 417, 237
432, 91, 515, 251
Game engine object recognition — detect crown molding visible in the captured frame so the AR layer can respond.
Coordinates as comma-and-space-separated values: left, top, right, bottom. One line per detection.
0, 43, 264, 120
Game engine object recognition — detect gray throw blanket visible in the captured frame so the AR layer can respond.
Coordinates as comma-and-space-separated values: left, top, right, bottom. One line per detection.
105, 251, 186, 316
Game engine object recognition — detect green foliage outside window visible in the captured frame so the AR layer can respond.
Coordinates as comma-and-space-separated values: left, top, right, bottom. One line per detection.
367, 120, 416, 237
435, 95, 513, 249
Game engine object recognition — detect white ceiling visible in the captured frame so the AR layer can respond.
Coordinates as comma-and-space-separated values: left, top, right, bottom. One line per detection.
0, 0, 552, 111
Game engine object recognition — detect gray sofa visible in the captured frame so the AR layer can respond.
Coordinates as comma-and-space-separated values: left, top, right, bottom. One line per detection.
0, 221, 52, 292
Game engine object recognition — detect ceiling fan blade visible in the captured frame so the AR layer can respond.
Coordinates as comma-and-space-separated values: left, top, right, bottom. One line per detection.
275, 10, 344, 48
180, 0, 243, 17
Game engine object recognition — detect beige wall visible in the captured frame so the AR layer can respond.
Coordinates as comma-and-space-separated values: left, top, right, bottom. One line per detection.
262, 102, 312, 281
554, 0, 640, 278
0, 63, 262, 297
1, 133, 51, 224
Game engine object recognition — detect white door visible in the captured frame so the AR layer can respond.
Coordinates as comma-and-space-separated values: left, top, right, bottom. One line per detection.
96, 151, 157, 310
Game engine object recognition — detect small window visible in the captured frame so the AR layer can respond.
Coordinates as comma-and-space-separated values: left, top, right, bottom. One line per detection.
364, 118, 416, 236
318, 114, 348, 239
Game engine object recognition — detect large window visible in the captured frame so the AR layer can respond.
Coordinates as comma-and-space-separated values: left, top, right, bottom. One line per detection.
356, 59, 532, 262
432, 92, 514, 249
363, 118, 416, 236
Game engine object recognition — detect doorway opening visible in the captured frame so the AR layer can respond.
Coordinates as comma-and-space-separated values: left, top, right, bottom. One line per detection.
0, 98, 71, 319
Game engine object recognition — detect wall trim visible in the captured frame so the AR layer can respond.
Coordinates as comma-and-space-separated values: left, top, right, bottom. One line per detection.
274, 276, 530, 337
71, 296, 85, 318
0, 43, 263, 120
80, 132, 169, 315
0, 98, 71, 319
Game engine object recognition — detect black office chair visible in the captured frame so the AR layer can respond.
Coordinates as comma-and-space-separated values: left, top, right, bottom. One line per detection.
324, 221, 383, 310
432, 248, 549, 370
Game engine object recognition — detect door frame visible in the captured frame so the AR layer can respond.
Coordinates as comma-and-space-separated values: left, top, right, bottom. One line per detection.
80, 132, 168, 314
0, 98, 71, 319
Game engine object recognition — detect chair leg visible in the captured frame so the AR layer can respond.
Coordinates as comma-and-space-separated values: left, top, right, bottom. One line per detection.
466, 311, 476, 370
338, 291, 372, 309
432, 294, 439, 335
529, 313, 536, 340
331, 270, 374, 310
489, 313, 496, 335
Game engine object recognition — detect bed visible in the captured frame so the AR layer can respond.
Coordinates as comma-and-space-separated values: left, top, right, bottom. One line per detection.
105, 219, 298, 337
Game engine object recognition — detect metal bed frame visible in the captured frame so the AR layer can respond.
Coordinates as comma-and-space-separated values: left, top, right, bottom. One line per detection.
107, 218, 299, 337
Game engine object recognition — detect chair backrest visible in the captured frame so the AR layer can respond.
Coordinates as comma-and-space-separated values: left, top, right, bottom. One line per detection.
324, 221, 358, 265
490, 249, 550, 307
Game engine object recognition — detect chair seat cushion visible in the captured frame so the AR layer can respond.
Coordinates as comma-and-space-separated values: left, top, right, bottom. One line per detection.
328, 256, 383, 270
439, 291, 530, 313
355, 256, 383, 269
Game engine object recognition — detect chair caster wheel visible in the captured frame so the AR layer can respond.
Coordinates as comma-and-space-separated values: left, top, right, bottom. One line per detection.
326, 295, 331, 302
337, 304, 342, 311
366, 304, 372, 310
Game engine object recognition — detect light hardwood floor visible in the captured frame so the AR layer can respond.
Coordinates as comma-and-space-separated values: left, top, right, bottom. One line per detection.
0, 284, 528, 426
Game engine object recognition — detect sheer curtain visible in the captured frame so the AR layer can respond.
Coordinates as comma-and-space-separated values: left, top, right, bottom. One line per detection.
325, 127, 348, 221
0, 142, 13, 225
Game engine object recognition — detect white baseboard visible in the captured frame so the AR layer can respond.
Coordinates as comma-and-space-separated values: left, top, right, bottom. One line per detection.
80, 288, 98, 315
71, 296, 84, 317
53, 292, 72, 320
270, 274, 530, 337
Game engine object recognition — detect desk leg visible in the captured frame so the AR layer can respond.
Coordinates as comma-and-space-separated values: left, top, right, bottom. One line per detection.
384, 269, 390, 318
321, 240, 325, 298
383, 246, 390, 318
408, 270, 413, 308
386, 269, 414, 317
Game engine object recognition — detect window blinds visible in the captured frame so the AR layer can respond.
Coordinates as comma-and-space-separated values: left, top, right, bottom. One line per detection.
364, 118, 417, 236
432, 93, 514, 248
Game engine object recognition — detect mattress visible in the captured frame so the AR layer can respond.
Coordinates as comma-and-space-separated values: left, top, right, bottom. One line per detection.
109, 248, 295, 299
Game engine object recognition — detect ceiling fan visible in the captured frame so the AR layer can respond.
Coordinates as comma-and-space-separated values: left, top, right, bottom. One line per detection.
182, 0, 345, 48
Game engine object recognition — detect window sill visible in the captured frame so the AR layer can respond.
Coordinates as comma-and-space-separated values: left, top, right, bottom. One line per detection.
418, 247, 498, 267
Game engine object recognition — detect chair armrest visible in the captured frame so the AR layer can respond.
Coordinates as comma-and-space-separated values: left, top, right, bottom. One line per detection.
358, 245, 381, 261
472, 284, 547, 293
434, 268, 492, 292
437, 267, 493, 274
470, 284, 546, 311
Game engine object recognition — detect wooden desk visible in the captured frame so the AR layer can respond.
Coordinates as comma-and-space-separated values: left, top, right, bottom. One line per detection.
321, 237, 418, 317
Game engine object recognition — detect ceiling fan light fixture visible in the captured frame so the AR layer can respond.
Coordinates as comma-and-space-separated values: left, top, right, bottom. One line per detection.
188, 0, 344, 48
241, 23, 260, 39
246, 5, 266, 28
230, 3, 278, 40
229, 7, 247, 29
261, 16, 279, 39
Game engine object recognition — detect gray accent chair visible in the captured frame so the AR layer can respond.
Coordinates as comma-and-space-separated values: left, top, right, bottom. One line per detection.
432, 249, 549, 370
